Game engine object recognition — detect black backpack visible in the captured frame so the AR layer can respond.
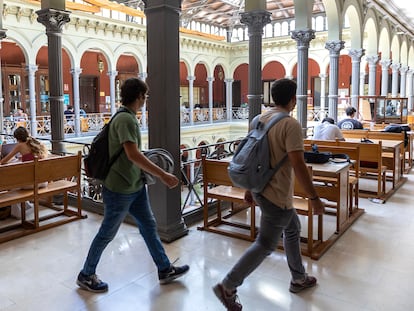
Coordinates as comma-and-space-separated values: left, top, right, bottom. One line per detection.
84, 108, 128, 180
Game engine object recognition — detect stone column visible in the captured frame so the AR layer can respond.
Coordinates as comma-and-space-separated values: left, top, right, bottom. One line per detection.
207, 77, 214, 123
400, 65, 409, 98
187, 76, 195, 125
225, 78, 234, 121
0, 30, 7, 135
349, 49, 364, 109
366, 55, 379, 96
325, 40, 344, 122
407, 70, 414, 111
70, 67, 82, 136
240, 10, 271, 123
107, 70, 118, 116
138, 72, 148, 129
145, 0, 187, 242
359, 72, 366, 96
291, 29, 315, 130
391, 62, 401, 97
380, 59, 391, 96
319, 73, 327, 116
37, 7, 70, 154
26, 64, 38, 136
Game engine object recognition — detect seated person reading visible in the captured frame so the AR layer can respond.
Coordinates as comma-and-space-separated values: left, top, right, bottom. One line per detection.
0, 127, 49, 218
338, 107, 363, 130
313, 117, 345, 141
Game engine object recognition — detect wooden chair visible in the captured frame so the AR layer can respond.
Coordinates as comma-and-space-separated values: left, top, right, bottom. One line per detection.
199, 156, 257, 241
293, 166, 323, 258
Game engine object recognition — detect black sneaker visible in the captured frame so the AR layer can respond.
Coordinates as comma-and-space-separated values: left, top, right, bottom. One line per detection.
158, 265, 189, 284
289, 275, 317, 293
76, 272, 108, 293
213, 283, 242, 311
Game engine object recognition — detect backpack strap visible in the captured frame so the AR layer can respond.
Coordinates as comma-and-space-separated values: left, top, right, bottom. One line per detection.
251, 112, 290, 173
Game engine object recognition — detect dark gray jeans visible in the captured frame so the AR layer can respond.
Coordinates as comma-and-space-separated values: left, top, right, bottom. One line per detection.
222, 193, 306, 290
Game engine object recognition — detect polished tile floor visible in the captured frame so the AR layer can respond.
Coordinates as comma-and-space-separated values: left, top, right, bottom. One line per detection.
0, 169, 413, 311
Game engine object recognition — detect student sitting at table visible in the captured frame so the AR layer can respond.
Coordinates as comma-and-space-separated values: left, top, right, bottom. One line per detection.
338, 107, 364, 130
313, 117, 345, 141
0, 126, 49, 218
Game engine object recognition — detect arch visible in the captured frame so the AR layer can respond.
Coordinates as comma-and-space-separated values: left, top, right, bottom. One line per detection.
390, 35, 401, 63
113, 45, 146, 72
363, 11, 379, 55
378, 25, 391, 60
76, 39, 116, 70
343, 0, 364, 48
262, 61, 286, 80
323, 0, 343, 40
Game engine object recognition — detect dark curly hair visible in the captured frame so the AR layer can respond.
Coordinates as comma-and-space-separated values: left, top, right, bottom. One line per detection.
120, 78, 148, 106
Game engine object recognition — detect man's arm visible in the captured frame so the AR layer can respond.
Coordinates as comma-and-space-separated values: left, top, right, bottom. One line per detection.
123, 141, 179, 189
288, 150, 325, 215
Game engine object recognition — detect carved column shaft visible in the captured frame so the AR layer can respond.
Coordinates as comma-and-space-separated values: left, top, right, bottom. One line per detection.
366, 55, 379, 96
187, 76, 195, 125
138, 72, 148, 129
108, 70, 118, 116
207, 77, 214, 123
400, 66, 409, 97
407, 70, 414, 111
391, 62, 400, 97
380, 60, 391, 96
325, 40, 345, 122
319, 73, 327, 113
37, 8, 70, 154
26, 65, 38, 136
241, 10, 271, 123
70, 67, 82, 136
225, 79, 234, 121
349, 49, 365, 109
292, 29, 315, 131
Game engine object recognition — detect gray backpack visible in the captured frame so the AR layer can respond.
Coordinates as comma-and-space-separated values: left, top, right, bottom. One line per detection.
228, 112, 289, 193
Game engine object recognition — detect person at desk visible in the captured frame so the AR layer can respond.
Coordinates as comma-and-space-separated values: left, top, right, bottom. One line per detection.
313, 117, 345, 141
338, 107, 363, 130
213, 78, 324, 311
0, 126, 48, 218
14, 108, 28, 121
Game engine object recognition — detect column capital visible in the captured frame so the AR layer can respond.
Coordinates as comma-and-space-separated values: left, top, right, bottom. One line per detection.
366, 55, 379, 66
380, 59, 392, 69
70, 67, 82, 76
224, 78, 234, 84
325, 40, 345, 54
207, 77, 215, 82
319, 73, 327, 79
291, 29, 315, 48
407, 69, 414, 76
400, 65, 409, 74
348, 48, 365, 61
187, 75, 195, 81
107, 70, 118, 78
391, 62, 401, 72
25, 64, 38, 74
240, 10, 271, 36
36, 8, 70, 33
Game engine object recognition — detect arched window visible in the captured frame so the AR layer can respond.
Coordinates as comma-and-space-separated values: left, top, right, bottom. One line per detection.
274, 23, 281, 36
281, 21, 289, 36
315, 16, 325, 31
264, 24, 273, 38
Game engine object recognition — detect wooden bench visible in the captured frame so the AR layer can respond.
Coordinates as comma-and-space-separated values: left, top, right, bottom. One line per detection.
198, 156, 257, 241
0, 152, 84, 243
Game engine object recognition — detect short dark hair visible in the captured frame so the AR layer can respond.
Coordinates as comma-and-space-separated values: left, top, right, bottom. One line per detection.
322, 117, 335, 124
120, 78, 148, 106
271, 78, 297, 107
13, 126, 29, 142
345, 107, 356, 116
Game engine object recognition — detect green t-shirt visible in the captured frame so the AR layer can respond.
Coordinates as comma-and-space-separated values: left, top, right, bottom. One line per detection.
103, 106, 144, 194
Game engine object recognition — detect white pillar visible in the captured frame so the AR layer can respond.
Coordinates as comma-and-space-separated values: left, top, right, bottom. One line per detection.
107, 70, 118, 116
70, 67, 82, 136
407, 70, 414, 111
187, 76, 195, 125
400, 66, 409, 98
207, 77, 214, 123
380, 59, 391, 96
26, 64, 38, 137
319, 73, 327, 114
139, 72, 148, 129
225, 78, 234, 121
366, 55, 379, 96
391, 63, 401, 97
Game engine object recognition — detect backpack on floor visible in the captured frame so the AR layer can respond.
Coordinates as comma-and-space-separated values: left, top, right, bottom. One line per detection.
84, 108, 128, 180
228, 112, 289, 193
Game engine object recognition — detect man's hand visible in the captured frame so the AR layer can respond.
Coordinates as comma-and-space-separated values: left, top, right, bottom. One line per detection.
310, 198, 325, 215
244, 190, 255, 205
160, 172, 179, 189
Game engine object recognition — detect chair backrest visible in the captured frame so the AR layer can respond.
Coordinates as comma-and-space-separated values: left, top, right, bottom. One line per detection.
202, 157, 233, 187
34, 152, 81, 184
304, 139, 337, 147
341, 129, 368, 140
0, 160, 35, 191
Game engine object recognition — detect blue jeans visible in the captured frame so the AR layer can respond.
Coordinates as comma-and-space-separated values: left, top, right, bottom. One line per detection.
222, 193, 306, 290
81, 186, 171, 275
